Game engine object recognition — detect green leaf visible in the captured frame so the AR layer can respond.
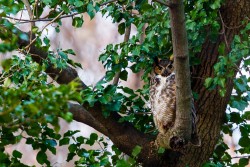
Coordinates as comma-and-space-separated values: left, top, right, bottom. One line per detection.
231, 100, 248, 111
120, 70, 128, 81
19, 33, 29, 41
116, 159, 131, 167
234, 35, 241, 43
99, 53, 110, 62
1, 58, 12, 71
86, 133, 98, 146
76, 136, 85, 144
219, 89, 226, 97
131, 145, 141, 157
59, 138, 70, 146
3, 77, 11, 87
45, 139, 57, 147
43, 0, 52, 5
87, 3, 95, 19
100, 156, 109, 166
204, 77, 213, 88
62, 112, 73, 122
218, 78, 226, 88
123, 87, 134, 95
67, 152, 76, 162
64, 130, 80, 137
36, 151, 48, 165
58, 51, 68, 59
68, 144, 77, 153
109, 101, 122, 111
210, 0, 221, 9
83, 94, 96, 107
99, 95, 111, 104
239, 136, 250, 147
242, 111, 250, 120
239, 158, 249, 166
229, 112, 242, 124
105, 71, 115, 81
72, 17, 84, 28
61, 4, 70, 13
118, 22, 125, 35
43, 37, 50, 45
158, 147, 165, 154
12, 150, 22, 159
74, 0, 84, 7
64, 49, 76, 55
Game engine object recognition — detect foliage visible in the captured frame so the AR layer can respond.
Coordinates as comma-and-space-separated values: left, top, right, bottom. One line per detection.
0, 0, 250, 166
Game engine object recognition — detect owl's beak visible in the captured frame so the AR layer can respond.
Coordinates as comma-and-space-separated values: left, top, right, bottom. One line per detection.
163, 69, 171, 76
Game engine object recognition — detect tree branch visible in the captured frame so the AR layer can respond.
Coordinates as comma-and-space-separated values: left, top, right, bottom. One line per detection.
15, 28, 158, 166
17, 32, 87, 90
161, 0, 192, 149
4, 0, 118, 24
68, 103, 109, 135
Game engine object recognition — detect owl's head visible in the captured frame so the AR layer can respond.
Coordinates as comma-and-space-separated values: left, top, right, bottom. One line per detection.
153, 57, 174, 77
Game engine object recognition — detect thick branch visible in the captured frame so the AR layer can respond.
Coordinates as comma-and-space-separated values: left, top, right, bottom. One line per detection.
17, 34, 87, 90
15, 28, 158, 166
68, 103, 109, 135
169, 0, 192, 142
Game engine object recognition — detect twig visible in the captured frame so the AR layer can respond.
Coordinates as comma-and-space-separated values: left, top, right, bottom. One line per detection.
219, 10, 230, 53
3, 0, 118, 24
21, 0, 34, 27
134, 112, 152, 115
112, 4, 132, 85
24, 11, 64, 50
232, 154, 250, 159
101, 0, 117, 6
21, 0, 35, 53
140, 23, 147, 44
4, 13, 79, 23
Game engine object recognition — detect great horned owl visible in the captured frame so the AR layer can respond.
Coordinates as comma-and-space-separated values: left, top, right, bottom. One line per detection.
150, 58, 200, 145
150, 58, 175, 134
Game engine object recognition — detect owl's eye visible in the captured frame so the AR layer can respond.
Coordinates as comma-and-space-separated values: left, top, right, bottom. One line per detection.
168, 64, 173, 69
154, 66, 163, 74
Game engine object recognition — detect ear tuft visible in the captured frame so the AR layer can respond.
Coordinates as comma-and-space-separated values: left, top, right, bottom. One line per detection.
170, 54, 174, 61
153, 57, 160, 66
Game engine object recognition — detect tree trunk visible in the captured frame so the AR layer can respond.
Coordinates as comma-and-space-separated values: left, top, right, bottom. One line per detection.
169, 1, 250, 166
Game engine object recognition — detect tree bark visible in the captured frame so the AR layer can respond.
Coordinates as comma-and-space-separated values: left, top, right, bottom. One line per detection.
178, 1, 250, 166
170, 0, 192, 143
10, 0, 250, 166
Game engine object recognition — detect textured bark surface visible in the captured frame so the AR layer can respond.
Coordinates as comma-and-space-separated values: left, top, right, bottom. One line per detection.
170, 0, 192, 143
12, 0, 250, 166
178, 1, 250, 166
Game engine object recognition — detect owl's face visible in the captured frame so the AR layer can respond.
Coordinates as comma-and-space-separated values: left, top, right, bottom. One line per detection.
153, 58, 174, 77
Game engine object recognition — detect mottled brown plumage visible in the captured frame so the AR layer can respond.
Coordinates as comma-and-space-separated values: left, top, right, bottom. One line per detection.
150, 58, 200, 145
150, 58, 175, 134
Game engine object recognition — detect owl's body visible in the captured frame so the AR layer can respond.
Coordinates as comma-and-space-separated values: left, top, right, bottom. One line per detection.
150, 58, 200, 145
150, 59, 176, 134
150, 72, 176, 134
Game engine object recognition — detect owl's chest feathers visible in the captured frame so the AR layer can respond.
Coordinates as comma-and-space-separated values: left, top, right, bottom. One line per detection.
154, 75, 176, 111
151, 74, 176, 101
150, 73, 176, 133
